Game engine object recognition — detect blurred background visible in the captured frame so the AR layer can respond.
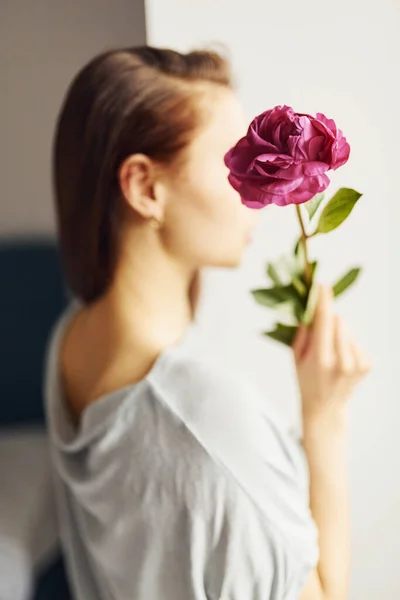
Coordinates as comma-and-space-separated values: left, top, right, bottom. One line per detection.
1, 1, 398, 598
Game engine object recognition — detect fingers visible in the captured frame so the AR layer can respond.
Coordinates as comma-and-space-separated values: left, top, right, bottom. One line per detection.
292, 323, 309, 361
294, 282, 373, 379
335, 315, 373, 377
350, 337, 373, 376
334, 315, 355, 373
308, 284, 335, 364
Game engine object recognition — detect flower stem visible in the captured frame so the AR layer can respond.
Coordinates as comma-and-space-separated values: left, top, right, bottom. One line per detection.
295, 205, 312, 286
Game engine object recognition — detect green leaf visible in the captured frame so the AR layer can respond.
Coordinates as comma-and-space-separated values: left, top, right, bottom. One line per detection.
252, 284, 304, 309
280, 256, 300, 279
333, 267, 361, 297
252, 288, 289, 308
292, 277, 307, 297
266, 262, 285, 286
317, 188, 362, 234
264, 323, 298, 346
266, 255, 305, 287
273, 301, 299, 325
310, 260, 318, 278
252, 285, 306, 326
305, 193, 325, 220
294, 237, 302, 256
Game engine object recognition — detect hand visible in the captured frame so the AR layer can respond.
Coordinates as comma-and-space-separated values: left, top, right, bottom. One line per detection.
292, 284, 372, 422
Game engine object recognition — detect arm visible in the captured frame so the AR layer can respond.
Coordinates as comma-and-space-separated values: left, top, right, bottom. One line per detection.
292, 285, 372, 600
299, 410, 349, 600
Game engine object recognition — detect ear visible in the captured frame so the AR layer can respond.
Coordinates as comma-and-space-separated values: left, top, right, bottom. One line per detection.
118, 154, 164, 222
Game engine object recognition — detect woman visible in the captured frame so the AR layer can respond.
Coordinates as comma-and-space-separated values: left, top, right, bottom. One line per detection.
44, 46, 371, 600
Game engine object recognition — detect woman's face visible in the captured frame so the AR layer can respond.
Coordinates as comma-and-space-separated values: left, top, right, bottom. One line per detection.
161, 87, 260, 269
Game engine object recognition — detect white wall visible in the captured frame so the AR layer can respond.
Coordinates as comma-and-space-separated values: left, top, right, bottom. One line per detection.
146, 1, 399, 598
0, 0, 146, 237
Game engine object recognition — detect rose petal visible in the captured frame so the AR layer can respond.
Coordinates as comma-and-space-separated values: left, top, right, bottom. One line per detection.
289, 188, 318, 204
297, 116, 320, 143
275, 163, 305, 179
312, 118, 336, 140
253, 161, 279, 176
248, 127, 280, 152
227, 172, 243, 193
315, 113, 337, 136
259, 176, 304, 194
308, 136, 328, 161
239, 181, 274, 208
287, 173, 330, 204
305, 174, 331, 193
252, 153, 293, 173
224, 141, 259, 174
331, 138, 350, 169
287, 134, 301, 157
302, 161, 330, 176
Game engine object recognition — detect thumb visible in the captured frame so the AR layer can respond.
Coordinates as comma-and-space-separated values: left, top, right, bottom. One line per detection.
292, 322, 309, 361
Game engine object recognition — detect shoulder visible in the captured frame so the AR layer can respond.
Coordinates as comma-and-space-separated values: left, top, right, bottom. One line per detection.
143, 352, 295, 497
123, 353, 259, 497
146, 351, 274, 468
146, 350, 297, 466
148, 350, 263, 425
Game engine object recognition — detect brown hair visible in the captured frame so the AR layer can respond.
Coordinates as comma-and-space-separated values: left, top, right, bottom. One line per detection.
52, 46, 232, 304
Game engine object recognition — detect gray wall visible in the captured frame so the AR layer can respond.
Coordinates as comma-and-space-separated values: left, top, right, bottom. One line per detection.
0, 0, 147, 237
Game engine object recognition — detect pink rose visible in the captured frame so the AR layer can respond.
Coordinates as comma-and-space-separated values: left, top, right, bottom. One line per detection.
224, 105, 350, 208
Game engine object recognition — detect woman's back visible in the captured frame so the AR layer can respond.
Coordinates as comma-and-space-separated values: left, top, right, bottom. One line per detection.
59, 303, 163, 423
44, 300, 319, 600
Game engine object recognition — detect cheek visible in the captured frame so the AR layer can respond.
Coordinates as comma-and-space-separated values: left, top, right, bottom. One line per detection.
163, 164, 248, 261
192, 179, 244, 249
193, 163, 245, 227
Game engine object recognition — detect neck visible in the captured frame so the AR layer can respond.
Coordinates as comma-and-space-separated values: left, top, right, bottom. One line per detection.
92, 231, 200, 350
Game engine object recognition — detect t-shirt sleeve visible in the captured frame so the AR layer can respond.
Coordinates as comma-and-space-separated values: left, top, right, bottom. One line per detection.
202, 465, 311, 600
123, 443, 313, 600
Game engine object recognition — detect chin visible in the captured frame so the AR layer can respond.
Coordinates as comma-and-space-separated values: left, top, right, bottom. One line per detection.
220, 250, 245, 269
202, 243, 246, 269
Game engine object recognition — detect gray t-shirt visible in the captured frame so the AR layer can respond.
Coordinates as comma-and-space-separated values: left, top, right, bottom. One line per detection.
44, 300, 319, 600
